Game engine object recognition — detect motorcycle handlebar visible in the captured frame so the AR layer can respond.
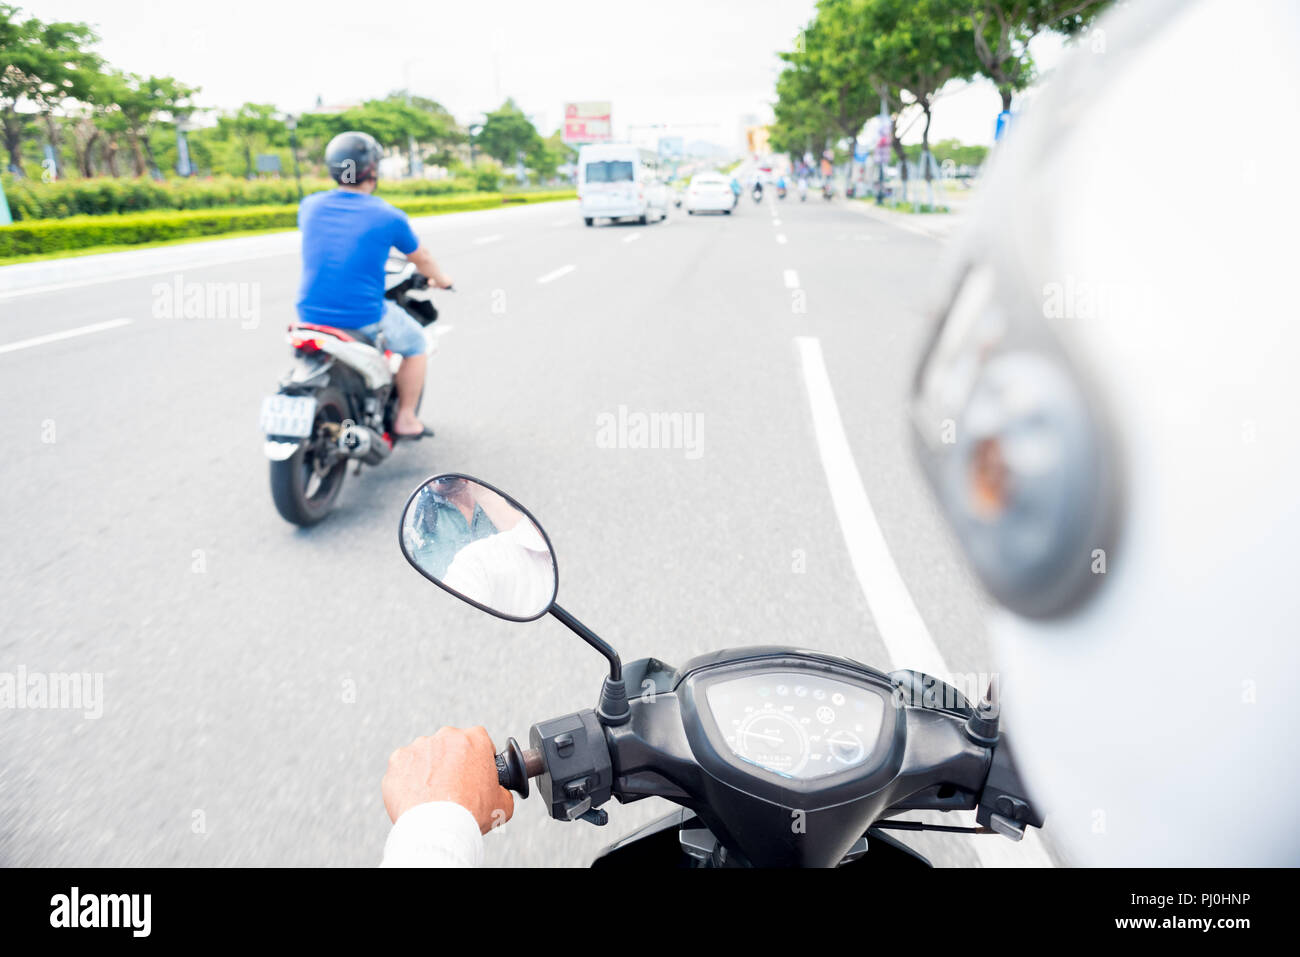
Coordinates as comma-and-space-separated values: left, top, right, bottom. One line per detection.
409, 275, 454, 292
495, 737, 543, 798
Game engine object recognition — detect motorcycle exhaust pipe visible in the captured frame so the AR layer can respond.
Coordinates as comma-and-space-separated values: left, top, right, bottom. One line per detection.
338, 422, 392, 465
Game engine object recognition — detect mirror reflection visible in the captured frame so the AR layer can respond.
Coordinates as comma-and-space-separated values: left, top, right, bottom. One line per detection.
401, 475, 557, 620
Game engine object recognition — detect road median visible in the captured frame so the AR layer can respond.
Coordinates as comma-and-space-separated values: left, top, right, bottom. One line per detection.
0, 190, 576, 263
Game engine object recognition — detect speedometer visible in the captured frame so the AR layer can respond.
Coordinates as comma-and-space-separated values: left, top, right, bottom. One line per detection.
736, 711, 808, 775
704, 670, 887, 780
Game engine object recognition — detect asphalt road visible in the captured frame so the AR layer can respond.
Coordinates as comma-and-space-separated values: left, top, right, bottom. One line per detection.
0, 192, 1058, 867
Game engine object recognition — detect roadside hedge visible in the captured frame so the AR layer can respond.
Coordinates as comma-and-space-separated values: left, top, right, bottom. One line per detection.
0, 174, 487, 221
0, 190, 576, 258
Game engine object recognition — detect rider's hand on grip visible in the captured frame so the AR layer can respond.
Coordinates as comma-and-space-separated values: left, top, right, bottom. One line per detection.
383, 726, 514, 835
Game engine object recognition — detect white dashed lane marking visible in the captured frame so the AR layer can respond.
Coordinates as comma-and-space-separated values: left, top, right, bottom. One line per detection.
0, 318, 134, 356
537, 265, 576, 284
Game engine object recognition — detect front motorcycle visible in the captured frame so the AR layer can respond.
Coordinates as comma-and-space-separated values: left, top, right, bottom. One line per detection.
260, 259, 444, 526
398, 474, 1046, 867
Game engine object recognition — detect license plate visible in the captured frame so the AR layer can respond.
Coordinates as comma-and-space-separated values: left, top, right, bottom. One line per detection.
260, 394, 317, 438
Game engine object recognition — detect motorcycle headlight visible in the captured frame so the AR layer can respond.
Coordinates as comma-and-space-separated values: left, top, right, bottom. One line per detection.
910, 263, 1119, 618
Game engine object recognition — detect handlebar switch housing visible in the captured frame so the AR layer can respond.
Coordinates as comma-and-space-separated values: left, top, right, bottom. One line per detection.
530, 709, 613, 825
976, 735, 1045, 840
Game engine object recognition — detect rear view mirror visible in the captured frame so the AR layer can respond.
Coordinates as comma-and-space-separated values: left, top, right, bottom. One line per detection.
399, 475, 558, 621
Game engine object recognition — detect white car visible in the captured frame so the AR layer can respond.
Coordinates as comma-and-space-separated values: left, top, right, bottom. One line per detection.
684, 173, 737, 215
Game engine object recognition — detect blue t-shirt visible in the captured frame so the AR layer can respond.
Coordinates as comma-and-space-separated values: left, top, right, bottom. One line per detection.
296, 190, 420, 328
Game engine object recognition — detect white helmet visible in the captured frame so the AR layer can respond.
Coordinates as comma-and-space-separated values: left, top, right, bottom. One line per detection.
910, 0, 1300, 865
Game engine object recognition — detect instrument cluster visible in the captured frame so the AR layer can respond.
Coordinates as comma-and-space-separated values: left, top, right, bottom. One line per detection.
703, 669, 888, 780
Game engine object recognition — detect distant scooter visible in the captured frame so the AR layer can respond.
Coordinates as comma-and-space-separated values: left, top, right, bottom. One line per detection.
822, 180, 834, 201
260, 258, 448, 526
798, 179, 809, 202
751, 183, 764, 204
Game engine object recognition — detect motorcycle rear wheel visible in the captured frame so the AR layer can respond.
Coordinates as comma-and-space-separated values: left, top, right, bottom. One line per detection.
270, 387, 349, 526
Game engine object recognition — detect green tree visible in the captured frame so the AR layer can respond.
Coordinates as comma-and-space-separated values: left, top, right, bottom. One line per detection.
64, 70, 121, 176
0, 5, 100, 176
865, 0, 980, 187
217, 102, 285, 179
970, 0, 1110, 112
805, 0, 881, 156
476, 98, 541, 167
104, 72, 198, 178
389, 91, 464, 168
771, 37, 836, 161
527, 128, 575, 181
771, 0, 876, 163
288, 94, 464, 178
904, 137, 989, 166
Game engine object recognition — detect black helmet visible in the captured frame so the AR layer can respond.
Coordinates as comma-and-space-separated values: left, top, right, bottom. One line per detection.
325, 131, 382, 185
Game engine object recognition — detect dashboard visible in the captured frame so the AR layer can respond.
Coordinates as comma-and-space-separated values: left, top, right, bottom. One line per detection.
703, 670, 888, 781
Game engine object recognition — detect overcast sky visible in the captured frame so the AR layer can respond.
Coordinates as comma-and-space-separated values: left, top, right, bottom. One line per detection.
21, 0, 1069, 149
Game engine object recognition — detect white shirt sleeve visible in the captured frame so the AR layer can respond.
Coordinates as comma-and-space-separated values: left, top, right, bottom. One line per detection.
380, 801, 485, 868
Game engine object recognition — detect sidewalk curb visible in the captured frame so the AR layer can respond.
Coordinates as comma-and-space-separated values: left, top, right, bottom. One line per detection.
845, 199, 962, 241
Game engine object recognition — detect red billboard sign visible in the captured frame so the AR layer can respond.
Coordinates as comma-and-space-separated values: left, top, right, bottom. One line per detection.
564, 102, 612, 144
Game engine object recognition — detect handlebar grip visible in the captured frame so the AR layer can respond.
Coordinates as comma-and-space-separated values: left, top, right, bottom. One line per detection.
495, 737, 542, 798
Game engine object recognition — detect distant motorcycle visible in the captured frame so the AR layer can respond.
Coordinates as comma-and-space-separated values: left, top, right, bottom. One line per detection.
822, 181, 834, 201
260, 258, 445, 526
751, 184, 763, 204
777, 183, 787, 200
798, 180, 808, 202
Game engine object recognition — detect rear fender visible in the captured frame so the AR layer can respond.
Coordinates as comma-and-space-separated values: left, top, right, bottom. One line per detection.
281, 353, 334, 389
264, 439, 302, 461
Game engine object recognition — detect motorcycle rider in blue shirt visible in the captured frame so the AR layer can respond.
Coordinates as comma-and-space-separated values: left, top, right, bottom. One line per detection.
297, 131, 454, 439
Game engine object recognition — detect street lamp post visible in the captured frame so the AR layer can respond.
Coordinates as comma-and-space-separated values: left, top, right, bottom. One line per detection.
285, 114, 303, 203
876, 94, 889, 206
175, 117, 193, 178
402, 60, 423, 179
468, 123, 484, 169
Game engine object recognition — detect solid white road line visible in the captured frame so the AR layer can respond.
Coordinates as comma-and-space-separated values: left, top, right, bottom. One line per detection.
472, 234, 503, 245
783, 269, 800, 289
795, 335, 946, 678
623, 233, 641, 244
776, 234, 788, 245
0, 317, 133, 355
537, 264, 576, 284
794, 335, 1055, 868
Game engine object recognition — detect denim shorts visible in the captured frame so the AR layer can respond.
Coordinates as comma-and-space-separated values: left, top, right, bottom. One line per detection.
360, 300, 428, 357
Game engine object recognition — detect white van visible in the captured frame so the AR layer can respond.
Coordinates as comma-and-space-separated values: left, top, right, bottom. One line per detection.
577, 144, 670, 227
